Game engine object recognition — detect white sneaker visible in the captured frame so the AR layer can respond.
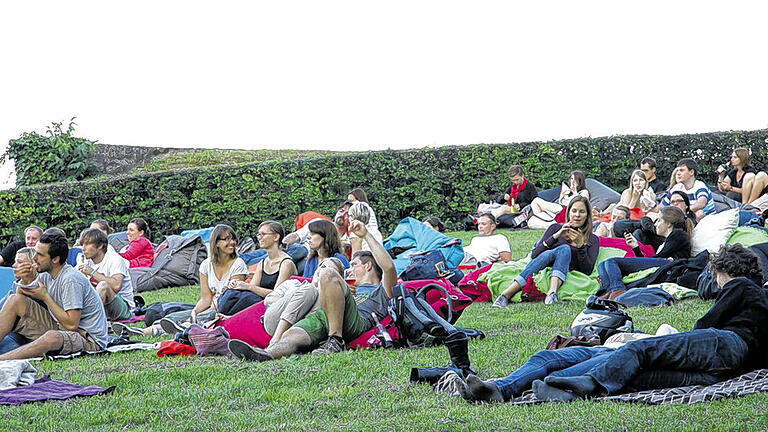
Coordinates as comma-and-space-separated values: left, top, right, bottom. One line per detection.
544, 292, 559, 305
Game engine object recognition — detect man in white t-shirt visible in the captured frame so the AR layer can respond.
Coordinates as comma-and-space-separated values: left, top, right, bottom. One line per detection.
659, 158, 715, 221
77, 228, 134, 321
463, 214, 511, 266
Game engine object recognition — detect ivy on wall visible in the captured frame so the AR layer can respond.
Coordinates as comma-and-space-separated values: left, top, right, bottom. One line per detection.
1, 129, 765, 245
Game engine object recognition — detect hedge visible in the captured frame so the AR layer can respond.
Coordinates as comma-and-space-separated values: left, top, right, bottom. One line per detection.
1, 129, 766, 245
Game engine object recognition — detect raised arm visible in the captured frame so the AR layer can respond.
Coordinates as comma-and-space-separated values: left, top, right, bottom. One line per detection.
349, 220, 397, 298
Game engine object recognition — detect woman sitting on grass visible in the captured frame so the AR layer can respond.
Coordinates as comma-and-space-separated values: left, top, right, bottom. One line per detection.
716, 147, 768, 204
596, 206, 692, 295
347, 188, 381, 235
114, 224, 248, 336
526, 170, 590, 230
119, 217, 154, 268
493, 195, 598, 307
601, 170, 656, 217
302, 219, 349, 278
229, 221, 296, 299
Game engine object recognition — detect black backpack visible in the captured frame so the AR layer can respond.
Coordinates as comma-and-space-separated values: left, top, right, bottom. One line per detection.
144, 302, 195, 326
387, 283, 457, 348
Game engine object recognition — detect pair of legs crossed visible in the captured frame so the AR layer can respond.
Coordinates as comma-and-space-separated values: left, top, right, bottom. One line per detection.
498, 244, 571, 300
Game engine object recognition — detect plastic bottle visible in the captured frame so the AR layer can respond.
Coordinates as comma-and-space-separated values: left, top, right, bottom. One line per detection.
372, 313, 393, 348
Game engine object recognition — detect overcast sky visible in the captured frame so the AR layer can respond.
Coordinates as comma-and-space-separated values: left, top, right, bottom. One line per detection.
1, 1, 767, 189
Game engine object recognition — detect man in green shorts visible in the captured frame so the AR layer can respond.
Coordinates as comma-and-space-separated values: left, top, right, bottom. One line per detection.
229, 219, 397, 360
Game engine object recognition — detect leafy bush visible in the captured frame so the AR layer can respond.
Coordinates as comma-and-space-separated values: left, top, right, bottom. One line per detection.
0, 129, 765, 244
3, 118, 97, 186
136, 149, 338, 173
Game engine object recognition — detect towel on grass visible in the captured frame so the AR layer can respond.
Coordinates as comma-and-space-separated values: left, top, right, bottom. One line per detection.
0, 375, 114, 406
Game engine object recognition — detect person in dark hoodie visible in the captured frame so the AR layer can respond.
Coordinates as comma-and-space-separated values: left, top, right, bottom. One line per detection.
534, 243, 768, 401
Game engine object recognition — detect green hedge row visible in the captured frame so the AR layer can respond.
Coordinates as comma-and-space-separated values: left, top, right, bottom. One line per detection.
1, 129, 766, 244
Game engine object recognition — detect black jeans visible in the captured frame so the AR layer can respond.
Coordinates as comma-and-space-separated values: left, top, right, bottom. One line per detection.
587, 328, 749, 394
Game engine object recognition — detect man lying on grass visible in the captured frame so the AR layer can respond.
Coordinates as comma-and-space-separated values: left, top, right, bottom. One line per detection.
227, 219, 397, 360
455, 243, 768, 403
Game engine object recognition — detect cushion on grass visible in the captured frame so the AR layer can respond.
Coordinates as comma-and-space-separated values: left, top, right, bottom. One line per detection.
726, 226, 768, 248
690, 208, 739, 256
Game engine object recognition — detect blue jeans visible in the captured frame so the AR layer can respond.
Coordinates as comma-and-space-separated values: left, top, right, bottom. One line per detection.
0, 332, 30, 355
514, 244, 571, 288
597, 257, 670, 294
587, 328, 748, 394
493, 346, 615, 400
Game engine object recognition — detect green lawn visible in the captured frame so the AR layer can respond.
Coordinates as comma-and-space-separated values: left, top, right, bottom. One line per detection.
4, 229, 768, 431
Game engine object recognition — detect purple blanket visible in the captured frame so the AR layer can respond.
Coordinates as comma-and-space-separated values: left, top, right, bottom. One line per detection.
0, 375, 114, 406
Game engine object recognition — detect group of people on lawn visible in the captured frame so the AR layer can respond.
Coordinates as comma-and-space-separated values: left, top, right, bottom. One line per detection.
1, 148, 767, 404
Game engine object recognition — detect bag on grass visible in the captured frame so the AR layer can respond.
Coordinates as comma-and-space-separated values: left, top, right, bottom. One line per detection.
387, 283, 455, 348
400, 250, 452, 281
144, 302, 195, 326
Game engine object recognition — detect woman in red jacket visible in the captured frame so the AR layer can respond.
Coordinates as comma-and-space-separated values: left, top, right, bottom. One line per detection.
119, 217, 154, 268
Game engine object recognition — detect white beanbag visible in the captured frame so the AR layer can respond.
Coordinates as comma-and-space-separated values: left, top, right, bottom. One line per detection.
690, 208, 739, 256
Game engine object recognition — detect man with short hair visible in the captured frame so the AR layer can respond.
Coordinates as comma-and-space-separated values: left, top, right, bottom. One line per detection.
0, 232, 108, 360
462, 214, 512, 266
640, 157, 666, 194
660, 158, 715, 221
228, 219, 397, 361
77, 228, 135, 321
0, 226, 43, 267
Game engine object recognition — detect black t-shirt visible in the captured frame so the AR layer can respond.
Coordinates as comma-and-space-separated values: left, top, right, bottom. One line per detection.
648, 177, 667, 194
495, 181, 539, 209
694, 277, 768, 369
0, 240, 24, 267
356, 283, 389, 327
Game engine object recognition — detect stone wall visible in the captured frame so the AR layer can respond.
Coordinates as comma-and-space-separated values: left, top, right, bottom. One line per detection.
88, 144, 196, 176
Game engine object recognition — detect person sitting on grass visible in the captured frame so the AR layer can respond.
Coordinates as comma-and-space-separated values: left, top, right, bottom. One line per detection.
658, 158, 715, 221
640, 157, 667, 194
716, 147, 768, 205
118, 217, 155, 268
77, 228, 135, 321
0, 232, 108, 360
493, 195, 598, 306
228, 221, 297, 299
226, 219, 396, 361
461, 213, 511, 267
114, 224, 247, 337
595, 206, 692, 296
302, 219, 350, 279
0, 225, 42, 267
526, 170, 590, 230
347, 188, 381, 238
476, 164, 539, 219
534, 243, 768, 401
593, 205, 630, 238
422, 217, 447, 233
348, 201, 384, 253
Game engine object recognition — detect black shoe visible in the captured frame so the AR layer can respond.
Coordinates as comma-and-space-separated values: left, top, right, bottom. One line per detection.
311, 335, 345, 355
228, 339, 273, 362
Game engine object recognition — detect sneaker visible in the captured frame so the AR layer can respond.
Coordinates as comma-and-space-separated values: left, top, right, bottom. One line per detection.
111, 322, 145, 338
544, 292, 559, 305
227, 339, 273, 362
311, 335, 345, 355
433, 370, 467, 398
492, 295, 509, 308
158, 318, 184, 334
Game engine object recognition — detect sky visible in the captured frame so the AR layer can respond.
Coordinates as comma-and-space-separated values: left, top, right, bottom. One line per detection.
1, 1, 767, 189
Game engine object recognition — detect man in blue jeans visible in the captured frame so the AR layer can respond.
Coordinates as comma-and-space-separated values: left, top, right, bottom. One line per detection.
535, 243, 768, 401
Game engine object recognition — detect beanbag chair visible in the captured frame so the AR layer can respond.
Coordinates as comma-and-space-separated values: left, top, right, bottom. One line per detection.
726, 226, 768, 248
536, 179, 621, 212
690, 209, 739, 256
217, 301, 271, 349
130, 235, 207, 292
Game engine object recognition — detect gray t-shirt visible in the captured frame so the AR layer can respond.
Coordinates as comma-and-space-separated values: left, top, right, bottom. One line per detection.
356, 283, 390, 327
38, 265, 109, 349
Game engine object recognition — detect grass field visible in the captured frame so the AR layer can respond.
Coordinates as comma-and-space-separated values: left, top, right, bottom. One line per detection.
3, 229, 768, 431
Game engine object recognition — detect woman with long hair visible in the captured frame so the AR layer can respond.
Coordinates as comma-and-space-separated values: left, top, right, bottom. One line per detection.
597, 206, 693, 295
302, 219, 349, 278
230, 221, 296, 297
717, 148, 768, 204
526, 170, 590, 230
493, 195, 599, 306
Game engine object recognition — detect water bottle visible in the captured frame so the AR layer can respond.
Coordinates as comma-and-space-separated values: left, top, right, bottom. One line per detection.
372, 313, 393, 348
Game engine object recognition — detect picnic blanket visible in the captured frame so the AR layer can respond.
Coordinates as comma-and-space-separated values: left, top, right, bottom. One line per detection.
508, 369, 768, 405
0, 375, 114, 406
384, 217, 464, 275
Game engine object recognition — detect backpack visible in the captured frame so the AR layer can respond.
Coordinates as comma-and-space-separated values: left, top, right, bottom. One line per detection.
400, 250, 451, 281
387, 283, 456, 348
